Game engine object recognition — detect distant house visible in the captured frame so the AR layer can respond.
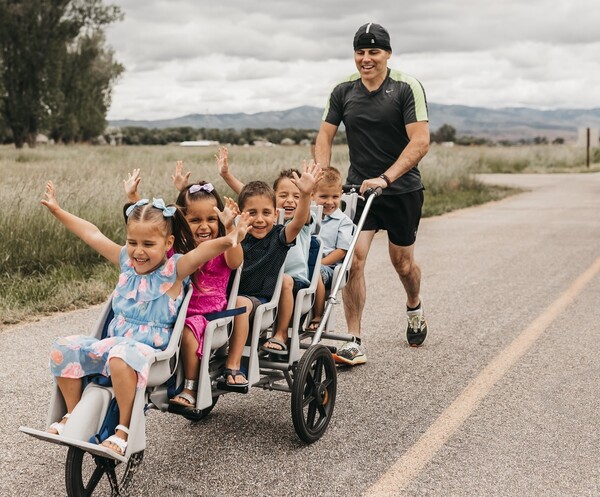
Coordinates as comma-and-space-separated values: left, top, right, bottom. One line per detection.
36, 134, 50, 145
280, 138, 296, 146
180, 140, 219, 147
253, 140, 274, 147
104, 127, 123, 146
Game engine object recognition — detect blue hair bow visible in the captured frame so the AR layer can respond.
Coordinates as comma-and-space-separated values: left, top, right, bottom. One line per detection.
126, 198, 176, 218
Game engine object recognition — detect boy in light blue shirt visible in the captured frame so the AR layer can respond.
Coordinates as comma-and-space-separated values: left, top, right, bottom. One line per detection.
307, 166, 354, 330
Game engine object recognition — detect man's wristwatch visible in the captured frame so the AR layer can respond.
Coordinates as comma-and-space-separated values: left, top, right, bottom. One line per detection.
379, 174, 392, 187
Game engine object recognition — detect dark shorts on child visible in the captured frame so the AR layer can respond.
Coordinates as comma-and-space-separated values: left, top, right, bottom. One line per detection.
240, 295, 269, 321
292, 276, 310, 296
353, 188, 424, 247
319, 265, 335, 290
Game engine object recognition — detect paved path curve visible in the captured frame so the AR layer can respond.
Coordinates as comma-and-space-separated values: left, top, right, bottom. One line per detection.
1, 173, 599, 497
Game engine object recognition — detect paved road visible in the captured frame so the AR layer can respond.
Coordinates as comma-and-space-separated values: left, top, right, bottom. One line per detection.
2, 173, 599, 497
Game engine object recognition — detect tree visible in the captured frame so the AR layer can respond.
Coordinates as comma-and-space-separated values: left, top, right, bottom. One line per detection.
0, 0, 122, 148
431, 123, 456, 143
50, 31, 123, 143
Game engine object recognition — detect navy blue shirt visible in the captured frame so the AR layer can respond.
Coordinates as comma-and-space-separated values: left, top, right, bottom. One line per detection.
239, 224, 295, 300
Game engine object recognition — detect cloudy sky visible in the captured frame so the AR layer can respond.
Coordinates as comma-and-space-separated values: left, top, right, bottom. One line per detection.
105, 0, 600, 120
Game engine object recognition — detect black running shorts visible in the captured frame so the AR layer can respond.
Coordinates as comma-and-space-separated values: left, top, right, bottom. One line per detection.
353, 189, 424, 247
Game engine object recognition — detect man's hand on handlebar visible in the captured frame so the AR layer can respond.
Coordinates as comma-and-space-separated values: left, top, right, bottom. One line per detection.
360, 176, 388, 196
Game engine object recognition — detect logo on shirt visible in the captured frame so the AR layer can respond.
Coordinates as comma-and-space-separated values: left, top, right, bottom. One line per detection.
385, 89, 393, 94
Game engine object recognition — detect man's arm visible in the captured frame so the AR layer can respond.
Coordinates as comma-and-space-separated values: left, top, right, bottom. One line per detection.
359, 121, 430, 194
314, 121, 338, 169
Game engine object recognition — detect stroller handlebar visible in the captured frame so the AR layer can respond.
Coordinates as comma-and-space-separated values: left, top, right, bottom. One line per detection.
342, 184, 383, 198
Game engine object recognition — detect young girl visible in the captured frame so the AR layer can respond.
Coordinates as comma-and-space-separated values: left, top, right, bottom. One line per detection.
42, 181, 248, 455
125, 164, 245, 404
216, 147, 315, 358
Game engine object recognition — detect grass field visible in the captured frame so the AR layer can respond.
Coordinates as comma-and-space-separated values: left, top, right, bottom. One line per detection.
1, 142, 595, 327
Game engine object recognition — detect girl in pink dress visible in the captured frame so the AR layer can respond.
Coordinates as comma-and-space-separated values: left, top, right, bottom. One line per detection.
171, 180, 244, 408
123, 166, 244, 410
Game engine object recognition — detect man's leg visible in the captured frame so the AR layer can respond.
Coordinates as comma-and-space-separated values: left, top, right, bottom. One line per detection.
335, 231, 375, 366
389, 241, 427, 346
388, 242, 420, 307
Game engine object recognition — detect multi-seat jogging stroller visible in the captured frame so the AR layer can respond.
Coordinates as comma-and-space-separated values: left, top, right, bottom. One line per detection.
20, 185, 381, 496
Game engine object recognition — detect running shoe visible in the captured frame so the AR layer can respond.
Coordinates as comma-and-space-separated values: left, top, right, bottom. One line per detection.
333, 340, 367, 366
406, 305, 428, 346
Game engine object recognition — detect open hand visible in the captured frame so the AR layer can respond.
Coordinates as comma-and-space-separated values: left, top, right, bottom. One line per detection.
233, 211, 252, 245
215, 146, 229, 176
216, 196, 240, 230
172, 160, 191, 192
41, 181, 60, 213
123, 168, 141, 202
291, 160, 323, 195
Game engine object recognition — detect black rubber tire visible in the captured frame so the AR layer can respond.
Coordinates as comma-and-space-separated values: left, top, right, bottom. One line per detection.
291, 344, 337, 443
181, 394, 219, 422
65, 446, 144, 496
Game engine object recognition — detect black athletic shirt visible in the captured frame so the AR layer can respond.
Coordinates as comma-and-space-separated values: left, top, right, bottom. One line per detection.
322, 68, 429, 195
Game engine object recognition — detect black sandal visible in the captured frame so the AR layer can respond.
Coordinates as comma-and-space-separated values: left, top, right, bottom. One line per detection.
223, 368, 248, 388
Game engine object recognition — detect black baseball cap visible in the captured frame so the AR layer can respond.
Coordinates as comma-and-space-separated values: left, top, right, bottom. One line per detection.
353, 23, 392, 52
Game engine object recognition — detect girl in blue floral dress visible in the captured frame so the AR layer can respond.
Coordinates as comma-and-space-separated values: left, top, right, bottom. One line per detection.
41, 181, 249, 456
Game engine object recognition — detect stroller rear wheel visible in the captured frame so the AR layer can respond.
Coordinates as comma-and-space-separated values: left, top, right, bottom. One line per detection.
291, 344, 337, 443
65, 446, 144, 497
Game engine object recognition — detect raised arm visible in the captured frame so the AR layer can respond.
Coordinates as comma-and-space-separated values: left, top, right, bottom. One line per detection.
314, 122, 338, 169
216, 146, 245, 195
123, 168, 142, 203
172, 160, 192, 192
176, 210, 251, 279
41, 181, 121, 265
219, 196, 244, 269
284, 161, 322, 244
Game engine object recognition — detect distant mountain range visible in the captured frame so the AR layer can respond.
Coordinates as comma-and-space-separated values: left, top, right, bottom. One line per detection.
109, 104, 600, 141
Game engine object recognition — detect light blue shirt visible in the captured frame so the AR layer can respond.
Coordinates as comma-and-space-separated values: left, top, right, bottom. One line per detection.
320, 208, 354, 261
283, 220, 312, 285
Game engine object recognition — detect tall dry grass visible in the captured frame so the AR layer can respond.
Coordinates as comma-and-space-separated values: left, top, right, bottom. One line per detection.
4, 142, 591, 325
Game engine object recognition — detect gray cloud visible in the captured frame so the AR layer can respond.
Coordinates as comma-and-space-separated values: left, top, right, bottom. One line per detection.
105, 0, 600, 119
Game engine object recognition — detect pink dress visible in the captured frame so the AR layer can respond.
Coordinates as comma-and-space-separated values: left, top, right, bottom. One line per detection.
186, 253, 232, 358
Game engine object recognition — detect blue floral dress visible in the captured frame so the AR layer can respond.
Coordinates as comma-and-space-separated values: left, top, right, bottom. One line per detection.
50, 248, 186, 389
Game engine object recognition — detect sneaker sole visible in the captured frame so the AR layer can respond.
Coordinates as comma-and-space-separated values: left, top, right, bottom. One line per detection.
332, 353, 367, 366
407, 330, 427, 347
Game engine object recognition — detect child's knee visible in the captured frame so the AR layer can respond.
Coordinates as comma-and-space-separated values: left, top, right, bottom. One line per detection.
281, 274, 293, 291
182, 326, 198, 346
108, 357, 128, 372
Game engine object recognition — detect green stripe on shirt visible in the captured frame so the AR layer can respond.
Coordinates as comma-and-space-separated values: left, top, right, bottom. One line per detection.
389, 69, 429, 122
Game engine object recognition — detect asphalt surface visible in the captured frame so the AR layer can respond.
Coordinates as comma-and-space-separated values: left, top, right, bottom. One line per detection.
1, 173, 599, 497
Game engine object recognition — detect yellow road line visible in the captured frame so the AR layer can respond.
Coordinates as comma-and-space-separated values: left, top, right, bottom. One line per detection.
364, 256, 600, 496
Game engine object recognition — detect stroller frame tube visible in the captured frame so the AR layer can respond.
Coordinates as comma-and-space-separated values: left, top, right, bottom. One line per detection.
310, 186, 382, 345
